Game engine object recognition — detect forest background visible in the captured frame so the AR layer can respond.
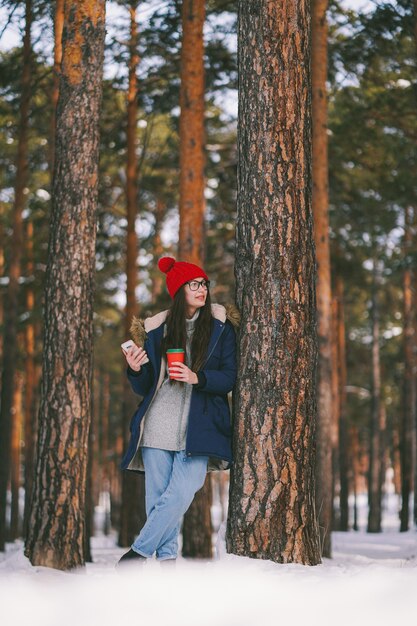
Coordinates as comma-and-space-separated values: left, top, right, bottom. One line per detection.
1, 0, 417, 572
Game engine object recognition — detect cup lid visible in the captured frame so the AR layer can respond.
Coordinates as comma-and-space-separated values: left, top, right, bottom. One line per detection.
166, 349, 185, 353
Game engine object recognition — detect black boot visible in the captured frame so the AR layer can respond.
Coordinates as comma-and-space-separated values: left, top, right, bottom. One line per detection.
116, 548, 147, 568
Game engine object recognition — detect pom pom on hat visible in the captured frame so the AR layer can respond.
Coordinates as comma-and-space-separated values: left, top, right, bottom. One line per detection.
158, 256, 176, 274
157, 256, 209, 299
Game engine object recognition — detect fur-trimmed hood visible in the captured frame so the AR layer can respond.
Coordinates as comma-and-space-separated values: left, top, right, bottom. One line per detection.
130, 303, 240, 348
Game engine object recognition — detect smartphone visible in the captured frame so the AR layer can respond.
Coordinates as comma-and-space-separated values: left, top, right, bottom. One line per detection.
121, 340, 134, 354
121, 340, 150, 364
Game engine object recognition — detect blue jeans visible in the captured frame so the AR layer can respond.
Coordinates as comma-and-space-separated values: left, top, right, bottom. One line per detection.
131, 447, 209, 561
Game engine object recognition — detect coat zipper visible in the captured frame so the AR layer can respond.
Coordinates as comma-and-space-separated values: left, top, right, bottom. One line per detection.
201, 324, 225, 369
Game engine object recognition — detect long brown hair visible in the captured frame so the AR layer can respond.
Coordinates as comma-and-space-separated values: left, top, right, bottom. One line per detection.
160, 284, 213, 383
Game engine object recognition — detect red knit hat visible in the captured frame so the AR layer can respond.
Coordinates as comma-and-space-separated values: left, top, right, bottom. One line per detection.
158, 256, 209, 299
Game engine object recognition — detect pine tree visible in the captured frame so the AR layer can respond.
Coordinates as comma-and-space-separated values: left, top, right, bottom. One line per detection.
0, 0, 33, 551
118, 0, 147, 549
312, 0, 333, 558
227, 0, 321, 565
25, 0, 106, 570
178, 0, 213, 559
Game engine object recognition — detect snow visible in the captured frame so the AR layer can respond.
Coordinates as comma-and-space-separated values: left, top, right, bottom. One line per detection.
1, 493, 416, 626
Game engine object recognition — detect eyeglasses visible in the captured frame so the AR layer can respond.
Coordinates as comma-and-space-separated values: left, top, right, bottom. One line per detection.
187, 279, 210, 291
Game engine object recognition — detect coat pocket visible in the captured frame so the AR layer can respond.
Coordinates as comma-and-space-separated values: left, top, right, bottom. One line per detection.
212, 397, 232, 437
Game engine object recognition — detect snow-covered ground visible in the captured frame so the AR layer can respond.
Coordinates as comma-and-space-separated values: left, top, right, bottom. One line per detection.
1, 492, 416, 626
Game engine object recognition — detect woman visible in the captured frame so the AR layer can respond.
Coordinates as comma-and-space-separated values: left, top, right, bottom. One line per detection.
117, 256, 239, 566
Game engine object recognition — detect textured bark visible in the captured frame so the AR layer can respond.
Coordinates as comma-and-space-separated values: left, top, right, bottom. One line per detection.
311, 0, 332, 559
24, 0, 105, 570
0, 0, 32, 551
227, 0, 321, 565
367, 261, 384, 533
10, 371, 23, 540
182, 476, 213, 558
179, 0, 212, 559
23, 218, 37, 539
119, 0, 146, 547
178, 0, 206, 264
400, 206, 415, 532
335, 275, 349, 531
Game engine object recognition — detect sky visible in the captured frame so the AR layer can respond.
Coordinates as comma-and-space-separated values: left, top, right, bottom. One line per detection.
0, 0, 376, 54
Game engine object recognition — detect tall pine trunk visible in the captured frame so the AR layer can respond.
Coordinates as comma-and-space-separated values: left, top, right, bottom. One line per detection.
178, 0, 206, 264
179, 0, 212, 559
10, 372, 23, 540
351, 424, 360, 531
119, 0, 146, 547
367, 260, 384, 532
24, 0, 105, 570
335, 274, 349, 531
311, 0, 333, 559
101, 371, 111, 534
227, 0, 321, 565
0, 0, 32, 551
0, 211, 4, 368
330, 293, 340, 529
400, 206, 415, 532
151, 198, 166, 302
49, 0, 65, 172
23, 218, 37, 539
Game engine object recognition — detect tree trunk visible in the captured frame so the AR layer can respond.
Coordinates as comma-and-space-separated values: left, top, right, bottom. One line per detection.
227, 0, 321, 565
178, 0, 206, 264
101, 372, 111, 535
173, 0, 211, 556
0, 211, 4, 367
119, 0, 146, 547
410, 216, 417, 526
179, 0, 212, 559
181, 477, 213, 558
311, 0, 332, 559
49, 0, 65, 172
0, 0, 32, 551
23, 218, 37, 539
330, 293, 340, 529
10, 371, 23, 541
24, 0, 105, 570
367, 260, 384, 533
335, 275, 349, 531
392, 415, 402, 496
151, 198, 166, 302
351, 424, 360, 531
84, 394, 94, 563
400, 205, 415, 532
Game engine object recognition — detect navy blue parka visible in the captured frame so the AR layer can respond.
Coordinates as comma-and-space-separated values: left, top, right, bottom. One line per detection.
120, 303, 239, 473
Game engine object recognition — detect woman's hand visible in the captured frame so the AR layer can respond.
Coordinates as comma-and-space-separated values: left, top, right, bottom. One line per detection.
168, 361, 198, 384
124, 344, 149, 372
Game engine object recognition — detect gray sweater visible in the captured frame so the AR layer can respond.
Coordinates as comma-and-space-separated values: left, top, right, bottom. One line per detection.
140, 308, 200, 451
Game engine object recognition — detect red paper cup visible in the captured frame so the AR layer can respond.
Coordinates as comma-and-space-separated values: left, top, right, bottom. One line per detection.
166, 349, 185, 380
